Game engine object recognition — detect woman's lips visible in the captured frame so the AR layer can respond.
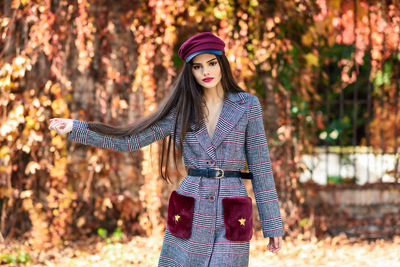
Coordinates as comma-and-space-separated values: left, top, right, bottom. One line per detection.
202, 77, 214, 82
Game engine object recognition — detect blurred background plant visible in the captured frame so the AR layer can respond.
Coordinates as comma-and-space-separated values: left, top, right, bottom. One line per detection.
0, 248, 32, 265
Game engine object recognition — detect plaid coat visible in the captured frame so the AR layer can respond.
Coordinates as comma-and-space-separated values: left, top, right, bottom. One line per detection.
67, 91, 284, 266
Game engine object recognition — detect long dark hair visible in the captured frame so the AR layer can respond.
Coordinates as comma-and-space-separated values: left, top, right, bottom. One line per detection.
87, 54, 245, 183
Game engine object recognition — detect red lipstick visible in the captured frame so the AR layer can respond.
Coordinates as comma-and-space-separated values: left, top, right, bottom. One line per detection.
202, 77, 214, 82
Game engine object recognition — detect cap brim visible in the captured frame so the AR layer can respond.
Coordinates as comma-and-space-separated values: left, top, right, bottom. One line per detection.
186, 49, 224, 62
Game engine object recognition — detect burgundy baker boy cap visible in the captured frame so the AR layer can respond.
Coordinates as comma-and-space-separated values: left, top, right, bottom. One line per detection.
178, 32, 225, 62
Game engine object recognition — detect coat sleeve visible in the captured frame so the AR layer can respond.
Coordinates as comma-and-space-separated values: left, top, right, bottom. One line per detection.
245, 95, 284, 237
67, 108, 177, 152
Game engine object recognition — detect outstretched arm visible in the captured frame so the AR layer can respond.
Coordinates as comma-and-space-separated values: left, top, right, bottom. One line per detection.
245, 95, 284, 239
50, 108, 176, 152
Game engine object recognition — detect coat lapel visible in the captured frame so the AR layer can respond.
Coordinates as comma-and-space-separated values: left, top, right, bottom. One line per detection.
211, 92, 246, 149
190, 118, 217, 161
190, 92, 247, 160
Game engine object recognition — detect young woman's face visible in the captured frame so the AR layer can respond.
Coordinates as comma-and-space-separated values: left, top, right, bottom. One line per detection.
191, 53, 222, 90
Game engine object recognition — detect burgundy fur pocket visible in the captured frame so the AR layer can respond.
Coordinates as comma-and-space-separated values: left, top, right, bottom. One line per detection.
222, 196, 253, 242
167, 191, 195, 239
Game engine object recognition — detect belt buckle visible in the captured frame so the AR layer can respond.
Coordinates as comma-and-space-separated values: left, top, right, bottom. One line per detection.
214, 168, 224, 179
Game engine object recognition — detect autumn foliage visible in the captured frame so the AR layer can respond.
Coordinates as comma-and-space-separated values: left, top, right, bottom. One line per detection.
1, 0, 400, 250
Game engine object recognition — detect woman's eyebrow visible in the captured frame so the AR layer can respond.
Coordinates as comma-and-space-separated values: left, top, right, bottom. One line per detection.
192, 58, 217, 65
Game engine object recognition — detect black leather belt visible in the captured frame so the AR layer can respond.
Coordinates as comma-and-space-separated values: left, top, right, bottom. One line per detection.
188, 168, 253, 179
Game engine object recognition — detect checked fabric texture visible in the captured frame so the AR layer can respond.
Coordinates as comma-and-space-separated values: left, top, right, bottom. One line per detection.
67, 92, 284, 267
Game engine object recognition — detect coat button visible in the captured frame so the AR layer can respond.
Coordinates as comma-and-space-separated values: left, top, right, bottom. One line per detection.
208, 195, 216, 202
209, 160, 215, 166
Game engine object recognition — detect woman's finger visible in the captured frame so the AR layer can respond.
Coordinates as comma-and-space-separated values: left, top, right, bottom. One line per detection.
52, 121, 60, 130
273, 237, 281, 253
53, 122, 63, 132
268, 238, 275, 253
49, 121, 57, 130
277, 237, 282, 249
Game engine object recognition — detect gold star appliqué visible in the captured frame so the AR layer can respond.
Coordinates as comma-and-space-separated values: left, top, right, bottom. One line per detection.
238, 218, 246, 226
174, 214, 181, 222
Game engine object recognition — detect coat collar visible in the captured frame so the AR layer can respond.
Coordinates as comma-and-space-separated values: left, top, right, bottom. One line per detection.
190, 91, 248, 161
226, 91, 247, 104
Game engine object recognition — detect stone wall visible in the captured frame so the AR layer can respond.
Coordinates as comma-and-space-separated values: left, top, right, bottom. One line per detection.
303, 183, 400, 239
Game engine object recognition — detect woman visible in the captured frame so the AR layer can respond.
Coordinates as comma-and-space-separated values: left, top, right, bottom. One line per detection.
49, 32, 284, 266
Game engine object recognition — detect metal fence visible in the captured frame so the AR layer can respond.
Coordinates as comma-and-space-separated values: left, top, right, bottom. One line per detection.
299, 1, 400, 185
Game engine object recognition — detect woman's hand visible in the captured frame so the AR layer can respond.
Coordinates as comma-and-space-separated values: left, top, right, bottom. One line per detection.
49, 118, 73, 135
267, 236, 282, 253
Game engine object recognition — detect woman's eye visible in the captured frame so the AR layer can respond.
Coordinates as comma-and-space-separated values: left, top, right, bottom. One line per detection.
210, 61, 217, 66
193, 65, 200, 70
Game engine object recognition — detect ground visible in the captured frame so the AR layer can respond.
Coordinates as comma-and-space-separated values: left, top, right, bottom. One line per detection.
1, 232, 399, 266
